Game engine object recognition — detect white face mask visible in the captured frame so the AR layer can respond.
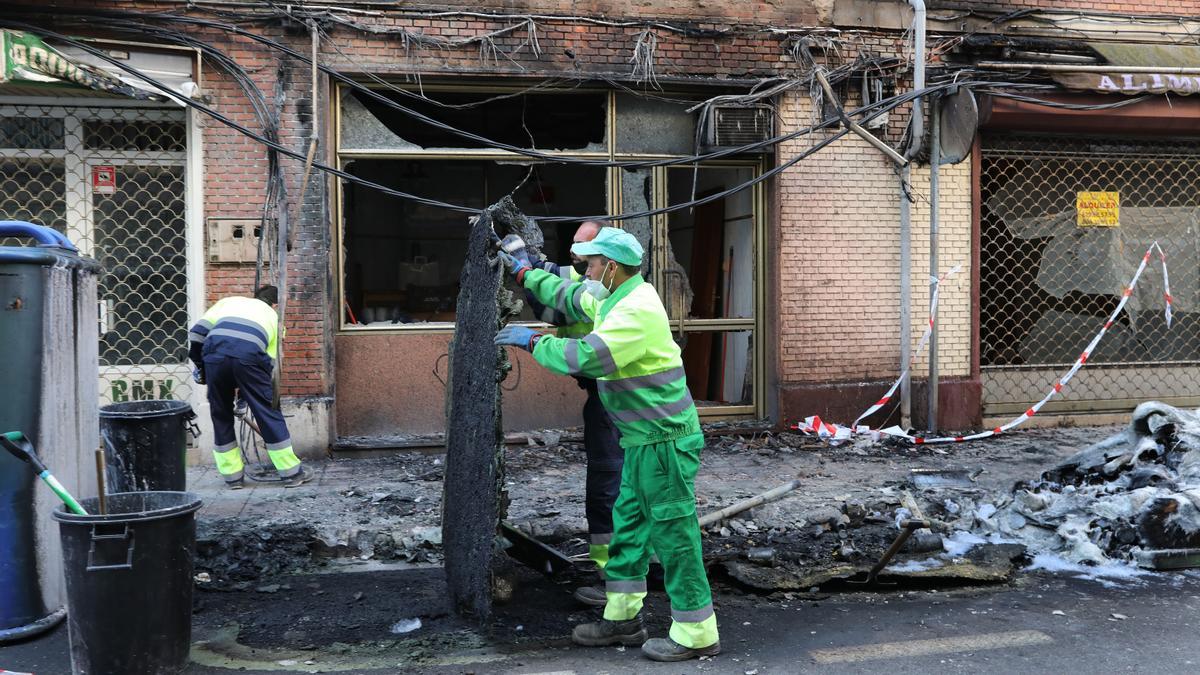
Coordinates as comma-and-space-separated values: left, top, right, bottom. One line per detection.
583, 262, 615, 300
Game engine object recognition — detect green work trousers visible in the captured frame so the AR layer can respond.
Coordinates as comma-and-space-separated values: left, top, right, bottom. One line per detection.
601, 432, 718, 648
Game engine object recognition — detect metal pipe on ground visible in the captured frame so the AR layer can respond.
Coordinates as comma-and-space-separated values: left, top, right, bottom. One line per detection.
698, 479, 803, 528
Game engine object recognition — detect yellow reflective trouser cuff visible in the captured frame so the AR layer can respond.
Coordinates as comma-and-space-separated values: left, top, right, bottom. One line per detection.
602, 591, 647, 621
213, 444, 244, 481
668, 613, 719, 649
589, 543, 610, 568
267, 446, 302, 477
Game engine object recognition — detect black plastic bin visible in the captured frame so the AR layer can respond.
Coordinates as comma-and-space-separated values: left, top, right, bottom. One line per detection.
100, 400, 198, 492
53, 491, 202, 675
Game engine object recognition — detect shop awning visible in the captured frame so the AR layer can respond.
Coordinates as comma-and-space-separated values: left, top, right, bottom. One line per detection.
0, 29, 196, 102
1052, 43, 1200, 95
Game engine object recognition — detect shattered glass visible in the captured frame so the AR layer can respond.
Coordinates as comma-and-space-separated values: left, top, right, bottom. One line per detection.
339, 90, 421, 151
981, 136, 1200, 408
614, 93, 697, 156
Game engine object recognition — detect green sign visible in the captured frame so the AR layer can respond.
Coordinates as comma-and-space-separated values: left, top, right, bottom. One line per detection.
0, 29, 150, 98
111, 378, 177, 402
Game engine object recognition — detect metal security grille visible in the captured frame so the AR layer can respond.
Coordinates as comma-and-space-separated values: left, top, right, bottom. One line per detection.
0, 103, 193, 406
981, 134, 1200, 415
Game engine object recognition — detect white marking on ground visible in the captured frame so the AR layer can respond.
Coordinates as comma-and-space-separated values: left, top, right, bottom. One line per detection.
809, 629, 1053, 664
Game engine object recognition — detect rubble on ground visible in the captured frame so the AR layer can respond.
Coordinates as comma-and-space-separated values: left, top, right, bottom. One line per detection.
194, 423, 1134, 594
195, 411, 1200, 594
932, 402, 1200, 570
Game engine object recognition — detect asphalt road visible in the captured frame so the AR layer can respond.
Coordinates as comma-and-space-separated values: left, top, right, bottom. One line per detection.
4, 567, 1199, 674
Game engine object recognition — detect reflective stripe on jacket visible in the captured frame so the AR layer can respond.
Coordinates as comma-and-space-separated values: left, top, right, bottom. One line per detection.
189, 296, 280, 360
555, 265, 594, 339
523, 268, 699, 448
525, 261, 593, 338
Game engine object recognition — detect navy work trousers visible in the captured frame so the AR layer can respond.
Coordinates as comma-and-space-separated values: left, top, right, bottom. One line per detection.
203, 352, 291, 448
581, 377, 623, 541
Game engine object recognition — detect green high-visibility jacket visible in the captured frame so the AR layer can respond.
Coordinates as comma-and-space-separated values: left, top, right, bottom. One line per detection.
526, 262, 592, 339
522, 268, 700, 448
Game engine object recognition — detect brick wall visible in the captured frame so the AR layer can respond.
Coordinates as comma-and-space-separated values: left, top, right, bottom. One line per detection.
776, 91, 972, 387
192, 25, 332, 398
314, 13, 798, 82
398, 0, 822, 25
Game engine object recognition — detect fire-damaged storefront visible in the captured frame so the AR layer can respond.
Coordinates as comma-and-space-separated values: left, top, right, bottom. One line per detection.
976, 42, 1200, 420
334, 85, 768, 438
0, 29, 206, 412
21, 2, 1200, 455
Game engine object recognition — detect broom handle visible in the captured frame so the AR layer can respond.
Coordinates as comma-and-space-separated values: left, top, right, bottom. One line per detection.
95, 448, 108, 515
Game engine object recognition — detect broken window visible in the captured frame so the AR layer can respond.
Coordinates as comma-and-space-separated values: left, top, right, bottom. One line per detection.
334, 83, 765, 417
341, 159, 604, 326
665, 166, 756, 321
685, 329, 753, 406
614, 93, 698, 156
982, 134, 1200, 414
620, 166, 654, 279
982, 135, 1200, 368
340, 88, 608, 153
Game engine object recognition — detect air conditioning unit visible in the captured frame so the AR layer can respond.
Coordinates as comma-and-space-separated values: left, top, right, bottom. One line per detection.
702, 104, 774, 153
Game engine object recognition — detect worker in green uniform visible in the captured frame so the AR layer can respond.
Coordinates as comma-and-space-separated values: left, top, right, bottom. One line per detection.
498, 221, 625, 607
494, 227, 720, 662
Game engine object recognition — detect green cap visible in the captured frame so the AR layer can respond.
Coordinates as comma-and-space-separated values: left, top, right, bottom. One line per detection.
570, 226, 644, 266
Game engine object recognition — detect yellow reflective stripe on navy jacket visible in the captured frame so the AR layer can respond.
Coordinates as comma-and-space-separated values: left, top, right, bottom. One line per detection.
194, 296, 280, 359
523, 268, 700, 448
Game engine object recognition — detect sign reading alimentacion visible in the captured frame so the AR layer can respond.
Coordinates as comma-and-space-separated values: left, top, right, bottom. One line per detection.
1076, 191, 1120, 228
1055, 72, 1200, 95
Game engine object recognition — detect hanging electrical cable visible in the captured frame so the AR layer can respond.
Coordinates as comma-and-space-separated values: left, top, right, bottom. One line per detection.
1, 14, 1158, 225
0, 18, 912, 221
24, 6, 863, 169
88, 11, 289, 290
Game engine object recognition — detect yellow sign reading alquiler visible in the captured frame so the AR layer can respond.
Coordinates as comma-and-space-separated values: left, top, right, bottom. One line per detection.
1077, 191, 1120, 227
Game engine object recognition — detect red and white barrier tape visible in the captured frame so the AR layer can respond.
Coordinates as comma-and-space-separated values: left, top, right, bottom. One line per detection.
794, 242, 1173, 445
851, 264, 963, 429
794, 264, 963, 443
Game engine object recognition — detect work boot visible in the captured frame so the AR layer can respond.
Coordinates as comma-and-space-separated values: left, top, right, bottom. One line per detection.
641, 636, 721, 662
226, 478, 244, 490
573, 585, 607, 607
571, 614, 647, 647
282, 466, 314, 488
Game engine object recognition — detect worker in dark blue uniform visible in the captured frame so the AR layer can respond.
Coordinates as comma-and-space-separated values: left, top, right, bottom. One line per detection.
501, 221, 625, 606
188, 285, 312, 488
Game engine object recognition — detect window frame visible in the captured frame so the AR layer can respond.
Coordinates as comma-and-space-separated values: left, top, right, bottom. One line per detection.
331, 80, 768, 419
335, 81, 618, 334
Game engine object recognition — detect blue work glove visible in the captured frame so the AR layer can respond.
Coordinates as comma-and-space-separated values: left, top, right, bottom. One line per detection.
494, 325, 541, 352
499, 234, 533, 268
497, 250, 531, 278
192, 367, 206, 385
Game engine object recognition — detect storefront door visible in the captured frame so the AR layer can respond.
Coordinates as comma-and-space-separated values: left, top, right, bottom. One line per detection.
0, 103, 197, 408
